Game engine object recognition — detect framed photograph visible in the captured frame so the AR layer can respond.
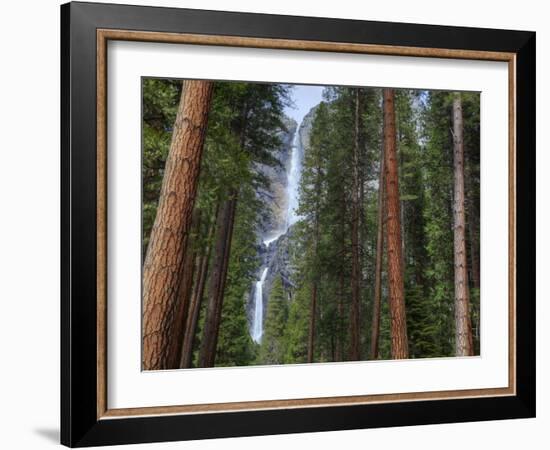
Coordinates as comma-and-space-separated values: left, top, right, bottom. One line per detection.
61, 1, 535, 447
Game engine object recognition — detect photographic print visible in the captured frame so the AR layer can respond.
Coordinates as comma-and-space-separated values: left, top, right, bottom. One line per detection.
141, 79, 480, 371
62, 5, 535, 444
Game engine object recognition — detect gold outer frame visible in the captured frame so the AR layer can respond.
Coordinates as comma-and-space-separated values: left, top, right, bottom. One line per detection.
96, 29, 516, 420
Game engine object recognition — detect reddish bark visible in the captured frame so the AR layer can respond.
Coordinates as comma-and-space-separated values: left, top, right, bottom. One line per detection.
198, 194, 237, 367
142, 80, 213, 371
180, 212, 216, 368
370, 143, 386, 360
383, 88, 409, 360
165, 210, 200, 368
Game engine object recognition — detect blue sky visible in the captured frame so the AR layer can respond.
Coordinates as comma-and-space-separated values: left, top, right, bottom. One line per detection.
283, 84, 325, 125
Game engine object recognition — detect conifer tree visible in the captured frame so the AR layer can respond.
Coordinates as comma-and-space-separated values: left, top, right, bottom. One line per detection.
258, 276, 289, 364
142, 80, 213, 370
383, 88, 409, 359
452, 95, 474, 356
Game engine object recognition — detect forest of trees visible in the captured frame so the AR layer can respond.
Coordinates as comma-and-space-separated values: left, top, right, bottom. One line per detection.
141, 78, 480, 370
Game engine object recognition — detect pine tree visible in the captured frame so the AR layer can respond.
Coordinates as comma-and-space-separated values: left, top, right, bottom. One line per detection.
349, 88, 363, 361
197, 82, 290, 367
421, 91, 456, 357
214, 185, 261, 367
142, 80, 213, 370
199, 194, 237, 367
452, 95, 474, 356
180, 213, 216, 368
383, 88, 409, 359
283, 283, 310, 364
141, 80, 481, 368
370, 142, 385, 359
258, 276, 289, 364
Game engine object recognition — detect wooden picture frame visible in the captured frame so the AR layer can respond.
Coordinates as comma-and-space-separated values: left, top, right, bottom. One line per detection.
61, 1, 535, 446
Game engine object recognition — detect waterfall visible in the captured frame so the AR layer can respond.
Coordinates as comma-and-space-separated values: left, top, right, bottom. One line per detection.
286, 126, 302, 227
252, 267, 269, 343
251, 120, 304, 343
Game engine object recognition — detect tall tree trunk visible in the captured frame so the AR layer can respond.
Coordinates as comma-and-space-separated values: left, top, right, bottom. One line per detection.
452, 96, 474, 357
142, 80, 213, 371
165, 210, 200, 368
336, 271, 345, 362
335, 188, 347, 362
349, 88, 362, 361
180, 212, 216, 368
398, 124, 406, 263
198, 193, 238, 367
196, 97, 249, 368
307, 282, 317, 363
383, 88, 409, 360
370, 143, 386, 360
307, 152, 323, 363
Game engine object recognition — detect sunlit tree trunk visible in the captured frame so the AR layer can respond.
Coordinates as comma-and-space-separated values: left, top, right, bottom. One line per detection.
142, 80, 213, 370
452, 96, 474, 357
383, 88, 409, 360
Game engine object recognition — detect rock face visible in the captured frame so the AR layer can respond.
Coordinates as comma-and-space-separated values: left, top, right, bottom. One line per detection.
297, 104, 318, 157
246, 226, 297, 332
246, 106, 317, 337
263, 225, 296, 302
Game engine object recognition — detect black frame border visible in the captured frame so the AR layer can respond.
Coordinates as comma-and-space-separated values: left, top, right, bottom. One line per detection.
61, 2, 535, 447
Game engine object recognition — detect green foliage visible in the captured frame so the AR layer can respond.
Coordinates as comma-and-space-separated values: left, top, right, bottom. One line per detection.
257, 276, 289, 364
282, 283, 310, 364
142, 79, 481, 367
420, 90, 463, 356
215, 189, 259, 367
287, 87, 480, 362
291, 97, 348, 361
141, 78, 181, 256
